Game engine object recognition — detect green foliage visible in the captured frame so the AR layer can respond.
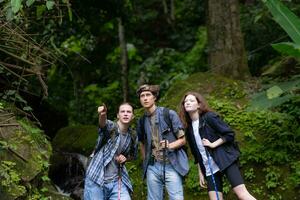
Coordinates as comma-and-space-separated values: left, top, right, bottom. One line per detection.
288, 161, 300, 186
272, 42, 300, 59
263, 166, 281, 189
184, 161, 201, 192
279, 95, 300, 122
61, 35, 96, 55
263, 0, 300, 44
27, 187, 51, 200
263, 0, 300, 57
26, 172, 53, 200
11, 0, 22, 14
46, 0, 55, 10
0, 88, 33, 112
26, 0, 36, 7
1, 0, 70, 21
0, 160, 26, 197
240, 2, 287, 75
248, 78, 300, 110
244, 167, 256, 182
182, 27, 207, 72
0, 140, 17, 151
208, 98, 299, 198
68, 81, 122, 124
18, 119, 48, 147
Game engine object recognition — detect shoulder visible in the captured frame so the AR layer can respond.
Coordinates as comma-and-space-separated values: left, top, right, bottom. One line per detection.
202, 111, 220, 124
204, 111, 218, 119
160, 106, 177, 116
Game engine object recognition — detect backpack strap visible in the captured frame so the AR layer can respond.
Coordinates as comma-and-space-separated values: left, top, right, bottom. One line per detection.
163, 107, 179, 139
138, 114, 147, 140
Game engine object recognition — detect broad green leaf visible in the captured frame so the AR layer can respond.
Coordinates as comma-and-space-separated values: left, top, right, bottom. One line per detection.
11, 0, 22, 13
46, 0, 55, 10
271, 42, 300, 58
266, 85, 283, 99
248, 79, 300, 110
26, 0, 35, 7
263, 0, 300, 44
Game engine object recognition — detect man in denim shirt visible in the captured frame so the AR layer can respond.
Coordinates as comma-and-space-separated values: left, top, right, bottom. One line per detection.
84, 103, 137, 200
136, 84, 189, 200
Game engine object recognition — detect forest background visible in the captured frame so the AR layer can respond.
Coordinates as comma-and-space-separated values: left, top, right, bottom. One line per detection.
0, 0, 300, 199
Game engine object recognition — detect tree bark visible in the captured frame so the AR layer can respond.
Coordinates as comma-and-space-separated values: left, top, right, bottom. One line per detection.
118, 17, 129, 102
207, 0, 249, 79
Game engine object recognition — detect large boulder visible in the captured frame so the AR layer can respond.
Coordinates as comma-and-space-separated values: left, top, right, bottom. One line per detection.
0, 107, 71, 200
52, 125, 98, 156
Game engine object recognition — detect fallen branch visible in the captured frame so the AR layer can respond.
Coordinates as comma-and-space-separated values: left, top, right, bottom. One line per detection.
0, 123, 19, 126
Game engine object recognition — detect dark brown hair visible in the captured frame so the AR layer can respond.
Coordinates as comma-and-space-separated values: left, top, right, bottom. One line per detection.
179, 91, 212, 128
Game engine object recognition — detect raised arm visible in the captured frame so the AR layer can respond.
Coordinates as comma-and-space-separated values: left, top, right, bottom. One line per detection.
98, 104, 107, 128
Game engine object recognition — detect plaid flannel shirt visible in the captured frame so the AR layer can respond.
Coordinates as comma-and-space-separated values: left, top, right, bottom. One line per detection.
85, 120, 136, 192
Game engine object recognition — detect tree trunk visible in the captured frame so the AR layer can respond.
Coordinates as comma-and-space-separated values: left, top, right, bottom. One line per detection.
162, 0, 175, 25
118, 17, 129, 102
207, 0, 249, 79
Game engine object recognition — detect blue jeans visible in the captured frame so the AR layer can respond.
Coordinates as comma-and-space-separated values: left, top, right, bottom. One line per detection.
84, 177, 131, 200
146, 162, 183, 200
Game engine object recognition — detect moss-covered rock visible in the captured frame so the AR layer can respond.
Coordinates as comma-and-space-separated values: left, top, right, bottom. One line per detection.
52, 125, 98, 156
160, 72, 247, 111
0, 107, 69, 199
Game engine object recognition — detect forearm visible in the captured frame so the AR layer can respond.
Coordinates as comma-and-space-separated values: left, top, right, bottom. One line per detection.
98, 113, 107, 128
212, 138, 225, 148
197, 164, 202, 175
169, 136, 186, 150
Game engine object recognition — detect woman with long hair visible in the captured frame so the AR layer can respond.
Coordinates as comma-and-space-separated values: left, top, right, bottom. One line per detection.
179, 91, 256, 200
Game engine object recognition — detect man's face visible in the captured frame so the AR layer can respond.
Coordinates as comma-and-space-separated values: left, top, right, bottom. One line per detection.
117, 104, 134, 124
139, 91, 156, 109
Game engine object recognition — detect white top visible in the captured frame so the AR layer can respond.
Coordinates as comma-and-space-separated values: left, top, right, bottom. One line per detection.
192, 119, 219, 176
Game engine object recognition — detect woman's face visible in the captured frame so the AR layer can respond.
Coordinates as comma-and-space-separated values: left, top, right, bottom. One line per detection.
184, 94, 200, 113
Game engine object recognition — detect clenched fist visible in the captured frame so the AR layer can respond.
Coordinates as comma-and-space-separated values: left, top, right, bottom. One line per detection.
97, 104, 107, 115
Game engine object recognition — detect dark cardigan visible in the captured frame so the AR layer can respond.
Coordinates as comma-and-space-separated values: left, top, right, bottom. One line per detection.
185, 111, 240, 175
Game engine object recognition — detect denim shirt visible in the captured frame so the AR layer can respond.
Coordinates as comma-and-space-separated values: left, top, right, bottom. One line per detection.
137, 106, 188, 178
